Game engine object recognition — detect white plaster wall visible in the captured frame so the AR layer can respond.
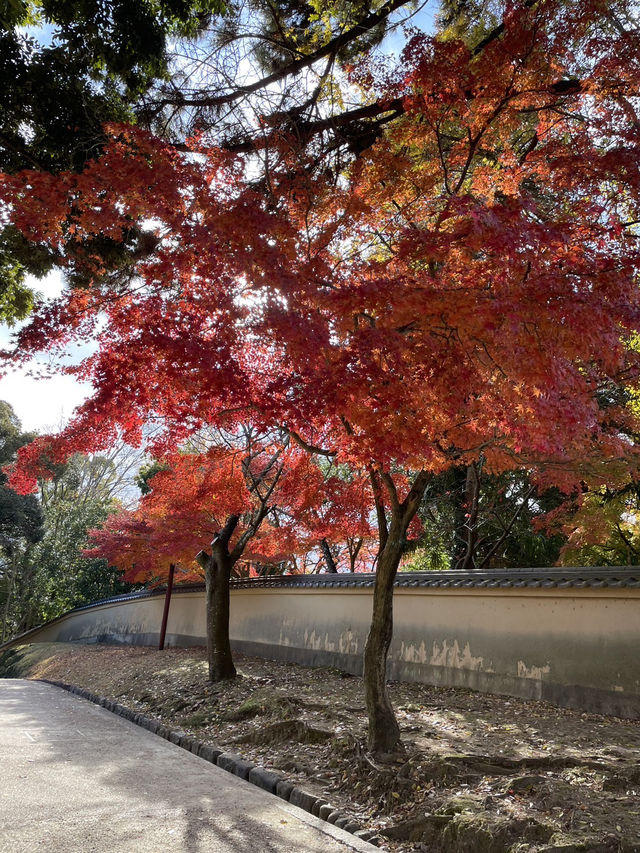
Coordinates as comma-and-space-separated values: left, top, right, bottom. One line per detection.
7, 584, 640, 716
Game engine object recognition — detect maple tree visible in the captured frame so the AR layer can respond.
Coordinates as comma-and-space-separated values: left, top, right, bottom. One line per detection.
3, 0, 640, 754
87, 427, 363, 680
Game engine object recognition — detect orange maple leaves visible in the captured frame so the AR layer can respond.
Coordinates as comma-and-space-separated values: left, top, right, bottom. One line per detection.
86, 433, 376, 582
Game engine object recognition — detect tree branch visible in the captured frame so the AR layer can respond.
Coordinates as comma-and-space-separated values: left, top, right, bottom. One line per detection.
400, 469, 431, 530
477, 485, 535, 569
152, 0, 412, 112
369, 467, 388, 551
287, 428, 335, 457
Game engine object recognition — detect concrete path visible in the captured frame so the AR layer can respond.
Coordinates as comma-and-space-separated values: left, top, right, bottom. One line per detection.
0, 680, 377, 853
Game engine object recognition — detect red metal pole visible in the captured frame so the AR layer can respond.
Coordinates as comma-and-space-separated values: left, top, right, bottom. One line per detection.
158, 563, 175, 651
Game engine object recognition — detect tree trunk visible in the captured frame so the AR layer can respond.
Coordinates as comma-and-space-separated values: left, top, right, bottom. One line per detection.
348, 537, 363, 573
363, 469, 430, 757
198, 550, 236, 681
451, 465, 470, 569
158, 562, 175, 651
459, 464, 480, 570
363, 530, 405, 755
320, 538, 338, 573
1, 550, 17, 643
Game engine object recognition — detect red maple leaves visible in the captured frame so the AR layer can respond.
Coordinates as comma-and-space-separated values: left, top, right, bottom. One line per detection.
1, 0, 638, 543
86, 432, 376, 582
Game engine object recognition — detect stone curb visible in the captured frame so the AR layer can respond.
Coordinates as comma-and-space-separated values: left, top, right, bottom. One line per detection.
39, 678, 382, 847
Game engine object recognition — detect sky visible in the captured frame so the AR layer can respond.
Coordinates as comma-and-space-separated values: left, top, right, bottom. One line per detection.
0, 271, 93, 433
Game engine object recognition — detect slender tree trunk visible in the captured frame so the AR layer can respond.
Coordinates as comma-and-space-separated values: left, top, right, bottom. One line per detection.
207, 551, 236, 681
320, 538, 338, 573
197, 549, 236, 681
1, 550, 17, 643
348, 537, 363, 573
364, 470, 430, 756
363, 524, 406, 755
452, 464, 470, 569
459, 464, 480, 570
158, 563, 175, 651
16, 559, 36, 634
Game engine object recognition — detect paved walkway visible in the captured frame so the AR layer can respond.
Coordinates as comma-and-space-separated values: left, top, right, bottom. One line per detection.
0, 680, 376, 853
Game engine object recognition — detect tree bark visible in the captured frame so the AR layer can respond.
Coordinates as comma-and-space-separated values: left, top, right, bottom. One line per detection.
320, 538, 338, 573
0, 550, 17, 643
158, 562, 175, 651
363, 470, 430, 756
459, 463, 480, 570
197, 549, 236, 682
363, 531, 405, 755
451, 465, 470, 569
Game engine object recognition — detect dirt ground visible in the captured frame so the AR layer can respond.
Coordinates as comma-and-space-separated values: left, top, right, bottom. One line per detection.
2, 642, 640, 852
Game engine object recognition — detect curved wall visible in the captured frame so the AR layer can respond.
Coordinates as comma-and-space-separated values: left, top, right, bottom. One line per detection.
4, 569, 640, 719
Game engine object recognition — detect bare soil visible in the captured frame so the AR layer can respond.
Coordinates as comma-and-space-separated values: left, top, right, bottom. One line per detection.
2, 642, 640, 852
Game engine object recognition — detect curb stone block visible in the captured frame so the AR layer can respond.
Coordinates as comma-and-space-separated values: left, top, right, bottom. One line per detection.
289, 788, 318, 813
327, 810, 343, 824
168, 731, 183, 745
180, 736, 194, 751
334, 816, 350, 830
319, 804, 334, 821
199, 744, 223, 763
216, 752, 237, 772
248, 767, 281, 794
344, 821, 361, 834
231, 759, 254, 780
276, 780, 295, 800
311, 799, 329, 817
190, 740, 202, 756
217, 752, 254, 780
